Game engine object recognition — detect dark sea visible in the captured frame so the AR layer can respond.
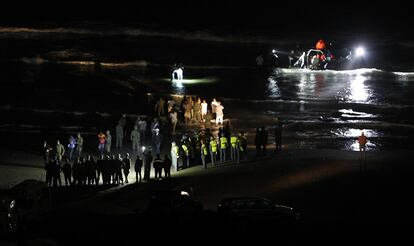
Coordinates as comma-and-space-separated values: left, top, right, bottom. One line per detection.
1, 23, 413, 151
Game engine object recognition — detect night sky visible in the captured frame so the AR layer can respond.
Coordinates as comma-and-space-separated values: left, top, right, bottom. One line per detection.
1, 0, 412, 35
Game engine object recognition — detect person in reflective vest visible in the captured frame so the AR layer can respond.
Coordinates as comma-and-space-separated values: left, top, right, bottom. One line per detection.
219, 135, 228, 163
171, 142, 180, 172
201, 140, 208, 169
230, 134, 240, 163
193, 132, 201, 164
181, 143, 190, 168
239, 132, 248, 161
209, 138, 218, 166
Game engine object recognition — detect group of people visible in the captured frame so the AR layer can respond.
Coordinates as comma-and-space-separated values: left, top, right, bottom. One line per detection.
168, 124, 248, 171
44, 150, 175, 187
154, 96, 225, 135
43, 133, 84, 165
254, 119, 283, 156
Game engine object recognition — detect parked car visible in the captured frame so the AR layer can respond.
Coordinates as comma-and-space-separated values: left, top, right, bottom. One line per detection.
218, 197, 299, 228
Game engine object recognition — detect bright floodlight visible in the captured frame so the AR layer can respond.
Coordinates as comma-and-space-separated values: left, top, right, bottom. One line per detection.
272, 49, 276, 53
181, 191, 190, 196
355, 47, 365, 57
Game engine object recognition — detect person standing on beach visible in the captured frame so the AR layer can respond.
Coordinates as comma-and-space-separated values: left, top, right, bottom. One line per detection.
184, 100, 192, 125
358, 131, 368, 161
261, 126, 268, 155
239, 132, 248, 161
62, 157, 72, 186
215, 102, 224, 125
163, 154, 172, 179
200, 139, 208, 168
116, 121, 124, 149
211, 98, 219, 118
137, 117, 147, 144
274, 121, 283, 152
154, 97, 165, 117
98, 132, 106, 156
67, 135, 76, 161
152, 154, 163, 180
76, 133, 84, 158
105, 130, 112, 154
171, 142, 179, 172
43, 141, 52, 166
123, 153, 131, 184
130, 126, 141, 152
254, 128, 262, 157
55, 140, 65, 163
152, 128, 163, 156
144, 150, 153, 181
201, 100, 208, 122
134, 154, 143, 183
170, 109, 178, 135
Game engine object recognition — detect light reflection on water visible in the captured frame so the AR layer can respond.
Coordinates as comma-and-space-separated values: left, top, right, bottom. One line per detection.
171, 80, 185, 95
347, 74, 369, 102
332, 128, 378, 151
266, 77, 281, 98
271, 69, 374, 104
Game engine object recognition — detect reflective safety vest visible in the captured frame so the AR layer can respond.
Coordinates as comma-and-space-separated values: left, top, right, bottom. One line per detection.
210, 140, 218, 153
201, 144, 208, 155
220, 137, 227, 149
173, 145, 180, 158
182, 144, 189, 156
195, 137, 201, 150
230, 136, 238, 148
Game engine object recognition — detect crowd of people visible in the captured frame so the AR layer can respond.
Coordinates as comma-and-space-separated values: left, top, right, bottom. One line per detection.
41, 96, 290, 187
154, 96, 225, 134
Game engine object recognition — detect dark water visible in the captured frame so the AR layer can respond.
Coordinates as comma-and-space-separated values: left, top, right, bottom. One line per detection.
1, 25, 414, 151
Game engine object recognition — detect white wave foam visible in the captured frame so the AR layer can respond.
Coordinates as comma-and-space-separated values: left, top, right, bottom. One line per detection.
276, 68, 385, 75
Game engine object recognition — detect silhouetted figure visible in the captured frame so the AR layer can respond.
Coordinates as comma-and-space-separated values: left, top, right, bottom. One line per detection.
123, 153, 131, 183
144, 151, 153, 181
96, 155, 104, 184
275, 121, 283, 152
45, 161, 53, 186
116, 154, 124, 185
42, 141, 52, 166
135, 154, 143, 183
239, 132, 248, 160
76, 133, 84, 158
86, 155, 96, 185
154, 97, 166, 117
261, 126, 268, 155
67, 135, 76, 161
358, 131, 368, 161
152, 154, 163, 180
62, 158, 72, 186
255, 128, 262, 156
163, 154, 172, 179
116, 121, 124, 149
52, 160, 62, 187
152, 129, 163, 156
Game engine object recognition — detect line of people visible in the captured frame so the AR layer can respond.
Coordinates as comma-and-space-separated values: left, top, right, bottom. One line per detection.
169, 127, 248, 171
45, 151, 175, 187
